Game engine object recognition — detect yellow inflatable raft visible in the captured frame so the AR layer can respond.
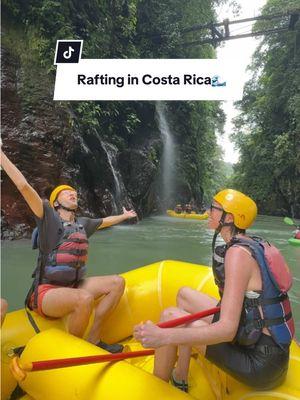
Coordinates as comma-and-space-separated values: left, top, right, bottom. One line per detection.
2, 261, 300, 400
167, 210, 208, 220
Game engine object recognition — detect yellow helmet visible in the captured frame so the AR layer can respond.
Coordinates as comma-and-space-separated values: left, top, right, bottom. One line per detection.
213, 189, 257, 229
49, 185, 76, 207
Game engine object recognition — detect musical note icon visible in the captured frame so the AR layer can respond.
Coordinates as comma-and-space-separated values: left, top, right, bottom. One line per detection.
54, 40, 83, 64
63, 46, 75, 59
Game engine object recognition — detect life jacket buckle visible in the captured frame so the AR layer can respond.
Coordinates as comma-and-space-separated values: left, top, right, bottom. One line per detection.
260, 345, 271, 355
254, 319, 265, 329
245, 297, 260, 307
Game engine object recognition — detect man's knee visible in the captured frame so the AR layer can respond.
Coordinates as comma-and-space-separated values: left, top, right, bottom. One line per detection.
1, 298, 8, 314
1, 298, 8, 325
111, 275, 125, 293
76, 290, 94, 312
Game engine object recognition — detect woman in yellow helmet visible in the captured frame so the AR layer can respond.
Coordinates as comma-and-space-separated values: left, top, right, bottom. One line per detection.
1, 149, 137, 353
135, 189, 294, 391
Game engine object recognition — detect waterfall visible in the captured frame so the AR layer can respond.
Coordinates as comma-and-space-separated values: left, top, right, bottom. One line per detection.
156, 102, 176, 208
100, 140, 125, 211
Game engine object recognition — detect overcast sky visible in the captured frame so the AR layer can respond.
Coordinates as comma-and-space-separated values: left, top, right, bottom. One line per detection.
216, 0, 267, 163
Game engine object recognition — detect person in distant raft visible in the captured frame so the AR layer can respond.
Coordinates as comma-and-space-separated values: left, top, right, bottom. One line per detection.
174, 204, 183, 214
294, 227, 300, 239
134, 189, 294, 391
185, 203, 192, 214
1, 149, 137, 353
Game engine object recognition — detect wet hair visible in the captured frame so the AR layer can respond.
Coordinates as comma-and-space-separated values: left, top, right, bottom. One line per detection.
231, 225, 246, 236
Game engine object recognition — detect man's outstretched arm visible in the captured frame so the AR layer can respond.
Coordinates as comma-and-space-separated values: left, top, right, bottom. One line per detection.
1, 149, 43, 219
99, 207, 137, 229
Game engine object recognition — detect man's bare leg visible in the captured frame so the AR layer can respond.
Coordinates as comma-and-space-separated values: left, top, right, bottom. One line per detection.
42, 287, 94, 337
1, 298, 8, 326
79, 275, 125, 344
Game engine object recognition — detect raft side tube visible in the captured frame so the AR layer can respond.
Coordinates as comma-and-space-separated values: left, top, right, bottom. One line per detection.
17, 329, 191, 400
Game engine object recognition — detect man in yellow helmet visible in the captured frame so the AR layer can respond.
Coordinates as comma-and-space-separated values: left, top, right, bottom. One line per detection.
1, 149, 137, 352
134, 189, 294, 391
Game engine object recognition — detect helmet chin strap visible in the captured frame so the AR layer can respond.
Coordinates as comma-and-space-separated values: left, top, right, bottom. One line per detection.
56, 201, 77, 213
212, 211, 234, 253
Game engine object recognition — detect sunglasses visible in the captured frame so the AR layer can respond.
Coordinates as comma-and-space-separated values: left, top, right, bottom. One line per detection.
210, 204, 224, 212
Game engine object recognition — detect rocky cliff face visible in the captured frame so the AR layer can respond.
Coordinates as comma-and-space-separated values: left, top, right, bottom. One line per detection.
1, 43, 161, 239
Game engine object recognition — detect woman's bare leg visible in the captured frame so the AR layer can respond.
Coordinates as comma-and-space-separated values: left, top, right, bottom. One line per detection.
175, 319, 209, 381
155, 288, 218, 382
173, 287, 217, 380
154, 307, 190, 381
177, 286, 218, 323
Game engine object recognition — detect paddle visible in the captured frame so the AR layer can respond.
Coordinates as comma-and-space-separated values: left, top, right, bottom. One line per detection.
284, 217, 296, 226
11, 306, 220, 378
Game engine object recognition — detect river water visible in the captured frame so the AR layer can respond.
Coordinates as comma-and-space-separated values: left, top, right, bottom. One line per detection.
1, 214, 299, 339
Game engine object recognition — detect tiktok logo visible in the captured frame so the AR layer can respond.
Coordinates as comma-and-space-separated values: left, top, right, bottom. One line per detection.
54, 40, 83, 64
63, 46, 75, 59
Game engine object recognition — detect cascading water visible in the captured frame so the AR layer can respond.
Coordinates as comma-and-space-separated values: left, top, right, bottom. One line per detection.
156, 102, 176, 209
100, 140, 125, 212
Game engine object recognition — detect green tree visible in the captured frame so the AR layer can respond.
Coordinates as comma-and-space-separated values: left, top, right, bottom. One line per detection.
231, 0, 300, 217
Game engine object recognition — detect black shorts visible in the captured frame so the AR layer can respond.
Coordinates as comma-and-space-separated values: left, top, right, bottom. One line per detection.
205, 313, 290, 390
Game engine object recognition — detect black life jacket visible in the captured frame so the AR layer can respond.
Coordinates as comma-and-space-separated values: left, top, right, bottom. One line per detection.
212, 236, 294, 348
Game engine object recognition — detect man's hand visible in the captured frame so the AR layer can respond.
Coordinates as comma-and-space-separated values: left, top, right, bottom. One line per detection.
122, 207, 137, 220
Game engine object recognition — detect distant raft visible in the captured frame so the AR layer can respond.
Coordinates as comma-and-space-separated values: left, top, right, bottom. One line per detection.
288, 237, 300, 246
167, 209, 208, 220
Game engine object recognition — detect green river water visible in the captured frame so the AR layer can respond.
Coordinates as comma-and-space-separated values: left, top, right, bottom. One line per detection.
1, 214, 299, 339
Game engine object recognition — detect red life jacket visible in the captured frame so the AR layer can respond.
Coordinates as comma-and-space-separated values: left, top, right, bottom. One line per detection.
42, 221, 89, 286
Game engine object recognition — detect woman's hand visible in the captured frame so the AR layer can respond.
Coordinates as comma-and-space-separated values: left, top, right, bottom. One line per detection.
134, 321, 168, 348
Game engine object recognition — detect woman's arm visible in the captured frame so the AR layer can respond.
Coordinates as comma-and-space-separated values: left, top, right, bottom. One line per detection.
1, 149, 43, 218
134, 246, 253, 348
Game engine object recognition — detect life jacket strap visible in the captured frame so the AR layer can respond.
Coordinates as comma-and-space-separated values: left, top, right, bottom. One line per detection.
64, 238, 88, 244
251, 311, 292, 329
55, 249, 88, 256
25, 308, 40, 334
244, 293, 288, 307
40, 278, 80, 287
45, 261, 86, 268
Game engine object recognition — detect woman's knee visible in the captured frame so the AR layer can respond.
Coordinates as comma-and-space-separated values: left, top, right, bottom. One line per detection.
160, 307, 184, 322
187, 319, 207, 328
177, 286, 194, 306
